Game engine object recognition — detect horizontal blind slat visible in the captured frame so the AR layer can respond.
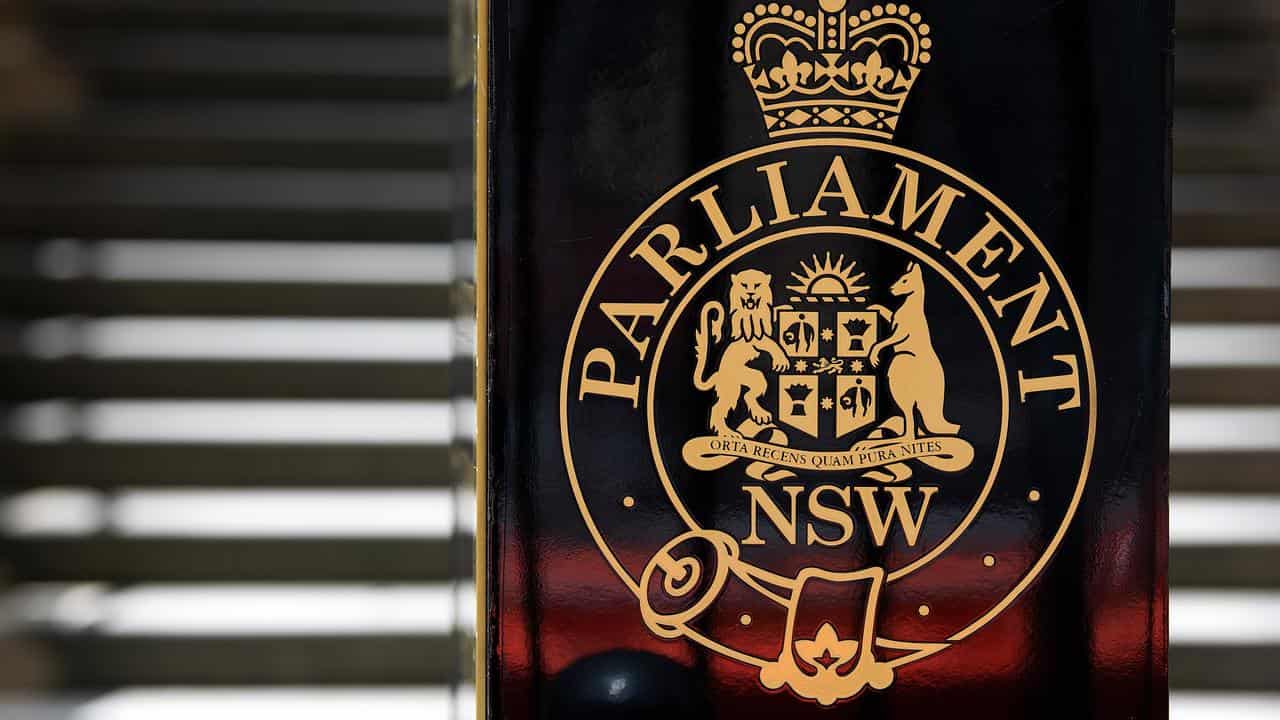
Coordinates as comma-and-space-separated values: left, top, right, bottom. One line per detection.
1170, 646, 1280, 692
0, 442, 468, 488
0, 359, 466, 400
3, 136, 450, 170
52, 30, 449, 101
35, 0, 449, 33
1171, 546, 1280, 588
1173, 368, 1280, 405
1172, 452, 1280, 494
0, 279, 453, 318
4, 537, 467, 582
1173, 42, 1278, 108
35, 634, 464, 687
1177, 0, 1280, 33
1174, 290, 1280, 323
1174, 213, 1280, 248
0, 208, 451, 241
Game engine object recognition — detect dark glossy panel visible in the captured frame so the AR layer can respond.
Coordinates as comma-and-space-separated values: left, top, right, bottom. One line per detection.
483, 1, 1170, 717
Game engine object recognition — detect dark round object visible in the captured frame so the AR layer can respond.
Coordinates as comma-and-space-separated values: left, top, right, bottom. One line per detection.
545, 650, 707, 719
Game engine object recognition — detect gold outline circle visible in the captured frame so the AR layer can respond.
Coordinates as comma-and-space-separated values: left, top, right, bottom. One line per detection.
642, 226, 1010, 586
558, 137, 1098, 656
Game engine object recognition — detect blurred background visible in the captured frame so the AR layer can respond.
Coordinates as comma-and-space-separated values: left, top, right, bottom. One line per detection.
0, 0, 1272, 718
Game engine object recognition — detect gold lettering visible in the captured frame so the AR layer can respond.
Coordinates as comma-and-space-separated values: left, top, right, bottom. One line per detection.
691, 184, 763, 251
757, 160, 800, 225
1018, 354, 1083, 411
948, 213, 1024, 290
628, 223, 708, 296
807, 485, 855, 547
803, 155, 870, 219
598, 301, 668, 360
578, 347, 640, 408
854, 486, 938, 547
742, 485, 804, 546
989, 272, 1069, 346
871, 163, 966, 248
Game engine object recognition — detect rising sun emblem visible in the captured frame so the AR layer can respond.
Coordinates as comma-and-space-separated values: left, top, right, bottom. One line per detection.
787, 253, 870, 302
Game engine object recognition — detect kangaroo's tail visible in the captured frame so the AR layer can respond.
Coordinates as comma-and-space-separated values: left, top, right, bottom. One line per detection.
920, 402, 961, 436
693, 301, 724, 392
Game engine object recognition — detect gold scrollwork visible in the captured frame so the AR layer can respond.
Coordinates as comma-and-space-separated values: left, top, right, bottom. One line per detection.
759, 566, 896, 706
639, 530, 739, 639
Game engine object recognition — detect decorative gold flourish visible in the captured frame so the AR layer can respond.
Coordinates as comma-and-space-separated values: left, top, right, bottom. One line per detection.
638, 530, 738, 640
851, 50, 895, 89
812, 357, 845, 375
760, 567, 897, 706
769, 50, 814, 89
795, 623, 860, 670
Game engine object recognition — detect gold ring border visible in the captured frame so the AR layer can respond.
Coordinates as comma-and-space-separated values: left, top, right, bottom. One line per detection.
556, 138, 1098, 653
642, 225, 1011, 589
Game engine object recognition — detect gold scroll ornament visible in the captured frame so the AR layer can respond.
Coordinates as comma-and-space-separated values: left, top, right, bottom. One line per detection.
682, 432, 975, 476
638, 530, 947, 705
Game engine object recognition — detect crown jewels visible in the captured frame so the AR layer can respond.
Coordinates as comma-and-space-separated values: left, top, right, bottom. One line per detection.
731, 1, 932, 139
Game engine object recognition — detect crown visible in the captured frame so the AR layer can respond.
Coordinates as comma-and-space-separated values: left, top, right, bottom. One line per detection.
731, 1, 932, 140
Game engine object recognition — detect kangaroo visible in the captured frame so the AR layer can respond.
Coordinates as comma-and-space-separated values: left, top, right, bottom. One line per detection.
866, 263, 961, 440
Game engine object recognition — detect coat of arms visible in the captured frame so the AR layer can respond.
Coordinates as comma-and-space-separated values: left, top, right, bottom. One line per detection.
683, 254, 974, 485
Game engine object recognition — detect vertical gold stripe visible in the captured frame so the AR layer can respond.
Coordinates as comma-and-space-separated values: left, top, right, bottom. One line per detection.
473, 0, 489, 716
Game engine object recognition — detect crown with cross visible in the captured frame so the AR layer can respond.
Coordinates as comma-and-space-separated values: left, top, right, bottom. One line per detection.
730, 1, 933, 139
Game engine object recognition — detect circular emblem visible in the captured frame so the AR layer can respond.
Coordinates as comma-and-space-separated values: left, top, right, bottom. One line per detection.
561, 3, 1095, 708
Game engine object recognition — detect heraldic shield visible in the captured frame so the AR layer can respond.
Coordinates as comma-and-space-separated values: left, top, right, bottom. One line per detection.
776, 301, 881, 441
768, 254, 889, 445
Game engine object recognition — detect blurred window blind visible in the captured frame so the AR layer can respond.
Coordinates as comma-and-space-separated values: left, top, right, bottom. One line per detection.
0, 0, 1276, 718
0, 0, 476, 718
1170, 2, 1280, 713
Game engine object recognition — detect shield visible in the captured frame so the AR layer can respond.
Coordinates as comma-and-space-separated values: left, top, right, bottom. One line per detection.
774, 305, 882, 441
779, 374, 819, 438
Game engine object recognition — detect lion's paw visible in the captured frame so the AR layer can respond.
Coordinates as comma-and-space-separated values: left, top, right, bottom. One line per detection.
751, 409, 774, 425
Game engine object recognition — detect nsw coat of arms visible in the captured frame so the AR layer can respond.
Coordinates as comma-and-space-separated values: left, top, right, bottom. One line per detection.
560, 0, 1097, 707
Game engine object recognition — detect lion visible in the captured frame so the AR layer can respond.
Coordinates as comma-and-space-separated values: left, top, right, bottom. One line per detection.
693, 269, 790, 438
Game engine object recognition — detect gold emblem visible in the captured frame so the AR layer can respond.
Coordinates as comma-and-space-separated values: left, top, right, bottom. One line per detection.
684, 256, 973, 491
561, 0, 1097, 707
731, 0, 931, 139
